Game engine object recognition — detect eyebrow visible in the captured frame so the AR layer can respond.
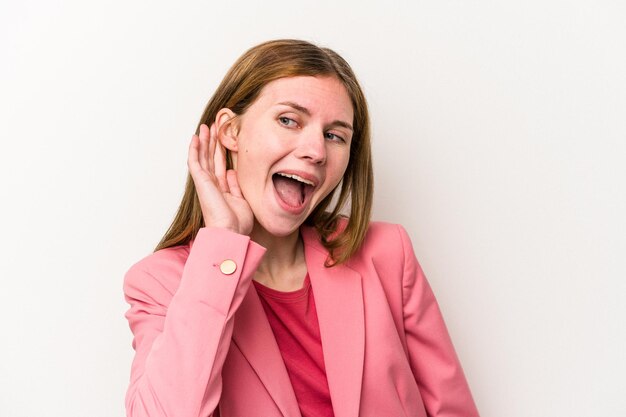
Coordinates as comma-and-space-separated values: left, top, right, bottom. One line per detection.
277, 101, 353, 131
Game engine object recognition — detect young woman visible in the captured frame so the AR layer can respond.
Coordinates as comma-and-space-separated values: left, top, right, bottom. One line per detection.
123, 39, 480, 417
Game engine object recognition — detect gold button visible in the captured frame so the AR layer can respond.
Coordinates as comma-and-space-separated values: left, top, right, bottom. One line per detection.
219, 259, 237, 275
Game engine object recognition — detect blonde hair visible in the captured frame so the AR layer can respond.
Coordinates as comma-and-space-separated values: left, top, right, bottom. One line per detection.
155, 39, 373, 265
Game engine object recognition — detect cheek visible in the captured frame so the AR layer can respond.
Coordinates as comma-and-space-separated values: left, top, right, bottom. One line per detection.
332, 154, 351, 181
235, 150, 270, 196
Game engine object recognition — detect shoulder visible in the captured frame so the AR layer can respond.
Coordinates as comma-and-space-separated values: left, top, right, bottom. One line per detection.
357, 221, 413, 258
339, 220, 416, 273
305, 218, 415, 262
123, 244, 191, 301
363, 221, 410, 242
344, 222, 422, 318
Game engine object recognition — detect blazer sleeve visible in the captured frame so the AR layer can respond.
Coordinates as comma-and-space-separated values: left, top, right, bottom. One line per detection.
123, 227, 266, 417
397, 225, 480, 417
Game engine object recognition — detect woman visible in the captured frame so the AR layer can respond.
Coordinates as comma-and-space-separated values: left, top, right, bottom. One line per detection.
123, 39, 480, 417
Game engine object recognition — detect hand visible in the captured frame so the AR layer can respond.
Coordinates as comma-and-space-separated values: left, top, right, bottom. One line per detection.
187, 123, 254, 235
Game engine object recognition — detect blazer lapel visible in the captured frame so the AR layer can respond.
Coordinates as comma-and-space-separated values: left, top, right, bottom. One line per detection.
232, 285, 302, 417
302, 226, 365, 417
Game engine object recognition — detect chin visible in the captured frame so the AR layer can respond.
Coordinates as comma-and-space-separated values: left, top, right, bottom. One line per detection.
253, 215, 304, 238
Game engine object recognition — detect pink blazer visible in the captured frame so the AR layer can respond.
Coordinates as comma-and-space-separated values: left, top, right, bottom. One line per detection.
123, 222, 479, 417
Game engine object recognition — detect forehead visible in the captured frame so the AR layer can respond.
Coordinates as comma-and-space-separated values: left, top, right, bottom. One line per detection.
253, 76, 354, 121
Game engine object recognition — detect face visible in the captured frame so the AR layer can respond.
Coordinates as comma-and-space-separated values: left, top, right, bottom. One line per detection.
224, 75, 354, 238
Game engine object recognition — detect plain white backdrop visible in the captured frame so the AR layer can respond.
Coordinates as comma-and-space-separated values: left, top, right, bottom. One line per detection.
1, 1, 625, 416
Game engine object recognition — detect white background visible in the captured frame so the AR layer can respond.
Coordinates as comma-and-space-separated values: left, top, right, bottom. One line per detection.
1, 1, 625, 416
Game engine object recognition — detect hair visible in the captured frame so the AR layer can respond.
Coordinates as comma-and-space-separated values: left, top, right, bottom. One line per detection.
155, 39, 373, 266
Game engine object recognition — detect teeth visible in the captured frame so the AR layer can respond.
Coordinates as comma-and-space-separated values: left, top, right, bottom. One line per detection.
277, 172, 315, 186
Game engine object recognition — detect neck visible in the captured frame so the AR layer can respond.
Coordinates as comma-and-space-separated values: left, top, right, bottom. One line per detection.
250, 223, 307, 291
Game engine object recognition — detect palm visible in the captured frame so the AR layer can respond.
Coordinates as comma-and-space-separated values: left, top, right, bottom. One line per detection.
188, 123, 254, 235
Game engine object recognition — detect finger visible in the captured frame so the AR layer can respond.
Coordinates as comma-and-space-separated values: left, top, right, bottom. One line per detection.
214, 125, 229, 193
207, 123, 216, 174
226, 170, 243, 198
187, 134, 201, 174
198, 124, 210, 173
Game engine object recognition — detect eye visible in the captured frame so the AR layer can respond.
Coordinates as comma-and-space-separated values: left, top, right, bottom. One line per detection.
278, 116, 297, 127
324, 132, 346, 143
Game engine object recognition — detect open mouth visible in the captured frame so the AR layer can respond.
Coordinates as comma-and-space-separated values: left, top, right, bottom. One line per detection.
272, 172, 316, 210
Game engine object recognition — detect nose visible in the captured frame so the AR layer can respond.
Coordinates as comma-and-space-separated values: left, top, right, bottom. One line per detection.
295, 128, 326, 165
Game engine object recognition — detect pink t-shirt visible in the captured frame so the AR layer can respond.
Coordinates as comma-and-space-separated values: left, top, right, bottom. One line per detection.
253, 274, 335, 417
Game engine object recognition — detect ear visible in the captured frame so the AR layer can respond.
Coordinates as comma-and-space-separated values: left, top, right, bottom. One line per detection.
214, 108, 239, 153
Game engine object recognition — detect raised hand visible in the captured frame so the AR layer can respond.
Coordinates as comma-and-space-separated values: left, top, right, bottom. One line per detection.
187, 123, 254, 235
